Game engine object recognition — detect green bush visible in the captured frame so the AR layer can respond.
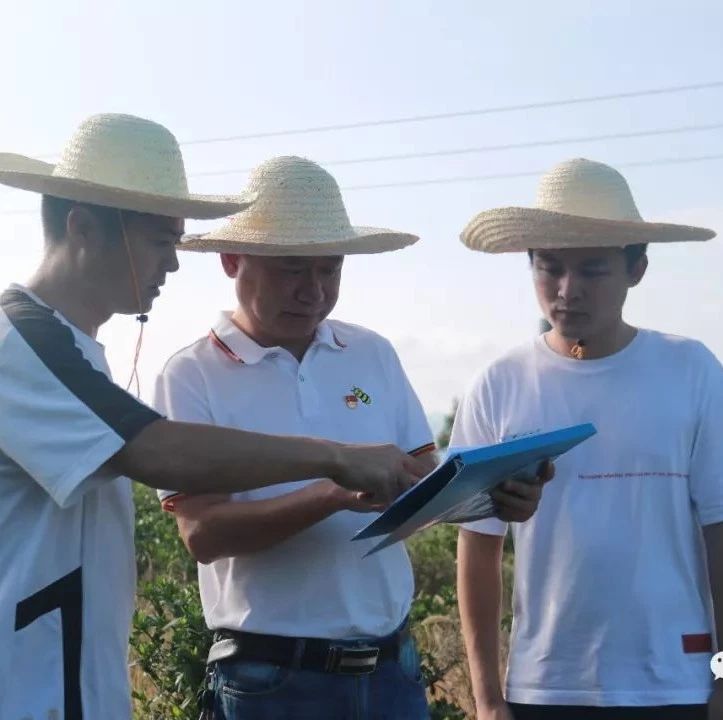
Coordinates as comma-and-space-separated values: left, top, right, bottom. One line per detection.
131, 486, 208, 720
133, 484, 196, 582
131, 578, 209, 719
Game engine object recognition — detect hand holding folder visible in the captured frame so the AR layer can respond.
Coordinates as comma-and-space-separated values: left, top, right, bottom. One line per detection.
353, 423, 597, 556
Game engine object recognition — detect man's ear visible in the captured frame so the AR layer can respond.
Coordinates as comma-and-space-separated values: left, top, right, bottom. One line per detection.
220, 253, 242, 278
629, 254, 648, 287
65, 205, 98, 244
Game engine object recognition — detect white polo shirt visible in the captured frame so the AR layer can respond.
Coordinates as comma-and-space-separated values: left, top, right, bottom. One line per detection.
154, 312, 434, 640
452, 329, 723, 707
0, 284, 162, 720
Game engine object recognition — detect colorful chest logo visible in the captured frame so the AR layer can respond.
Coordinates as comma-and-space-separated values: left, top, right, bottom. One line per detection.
345, 386, 372, 409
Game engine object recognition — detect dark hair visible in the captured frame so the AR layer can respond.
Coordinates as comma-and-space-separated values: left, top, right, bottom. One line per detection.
527, 244, 648, 272
41, 195, 126, 243
621, 243, 648, 270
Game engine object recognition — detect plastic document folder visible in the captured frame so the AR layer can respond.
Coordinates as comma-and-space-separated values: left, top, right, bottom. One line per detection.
353, 423, 596, 556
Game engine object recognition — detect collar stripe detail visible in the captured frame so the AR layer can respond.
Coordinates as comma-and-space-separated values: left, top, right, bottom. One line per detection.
408, 442, 436, 457
209, 329, 245, 363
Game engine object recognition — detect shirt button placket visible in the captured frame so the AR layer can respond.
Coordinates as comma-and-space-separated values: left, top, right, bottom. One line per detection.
297, 369, 319, 417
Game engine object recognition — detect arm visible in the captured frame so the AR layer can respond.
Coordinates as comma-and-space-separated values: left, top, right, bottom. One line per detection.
457, 528, 511, 720
171, 451, 439, 564
0, 297, 420, 506
110, 419, 424, 503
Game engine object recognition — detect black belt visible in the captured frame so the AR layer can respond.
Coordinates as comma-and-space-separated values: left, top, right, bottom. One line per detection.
207, 624, 409, 676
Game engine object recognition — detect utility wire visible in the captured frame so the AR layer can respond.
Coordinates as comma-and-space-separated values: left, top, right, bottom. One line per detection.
31, 79, 723, 158
188, 122, 723, 178
342, 153, 723, 190
179, 80, 723, 145
1, 152, 722, 214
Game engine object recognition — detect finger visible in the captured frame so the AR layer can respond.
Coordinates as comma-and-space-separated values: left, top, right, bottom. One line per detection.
358, 500, 388, 512
495, 502, 536, 522
351, 493, 388, 512
402, 454, 428, 479
495, 506, 529, 523
496, 479, 543, 500
359, 487, 392, 506
537, 459, 555, 483
490, 489, 538, 513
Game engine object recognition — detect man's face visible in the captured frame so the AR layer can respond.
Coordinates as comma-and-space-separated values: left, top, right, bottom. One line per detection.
531, 246, 647, 340
99, 212, 183, 314
221, 254, 343, 345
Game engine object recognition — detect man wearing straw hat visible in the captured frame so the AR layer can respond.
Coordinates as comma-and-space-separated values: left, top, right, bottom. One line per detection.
0, 117, 429, 720
154, 156, 549, 719
452, 158, 723, 720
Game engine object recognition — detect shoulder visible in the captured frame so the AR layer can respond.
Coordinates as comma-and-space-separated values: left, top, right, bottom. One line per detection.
161, 335, 212, 374
464, 340, 537, 396
158, 335, 213, 381
641, 329, 721, 373
326, 319, 393, 351
326, 319, 403, 364
1, 286, 64, 341
0, 286, 91, 373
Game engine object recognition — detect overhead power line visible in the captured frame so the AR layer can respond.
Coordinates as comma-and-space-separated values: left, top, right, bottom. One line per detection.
342, 153, 723, 190
178, 80, 723, 145
31, 79, 723, 158
1, 152, 722, 216
188, 122, 723, 178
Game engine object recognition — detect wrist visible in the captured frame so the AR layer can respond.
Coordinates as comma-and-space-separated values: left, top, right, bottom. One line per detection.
477, 695, 505, 710
318, 439, 345, 481
474, 680, 505, 710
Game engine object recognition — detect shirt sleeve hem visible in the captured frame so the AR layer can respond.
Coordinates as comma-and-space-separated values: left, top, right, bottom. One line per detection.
459, 519, 508, 536
49, 433, 127, 508
698, 507, 723, 526
407, 441, 436, 457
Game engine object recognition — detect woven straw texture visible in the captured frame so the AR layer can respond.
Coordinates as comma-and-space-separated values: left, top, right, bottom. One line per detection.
0, 114, 253, 219
461, 158, 715, 252
180, 156, 418, 255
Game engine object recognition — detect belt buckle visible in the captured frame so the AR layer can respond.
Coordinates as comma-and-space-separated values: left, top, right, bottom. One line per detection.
325, 645, 380, 675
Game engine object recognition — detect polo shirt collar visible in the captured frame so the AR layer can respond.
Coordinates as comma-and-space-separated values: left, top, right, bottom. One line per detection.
209, 312, 345, 365
315, 320, 347, 352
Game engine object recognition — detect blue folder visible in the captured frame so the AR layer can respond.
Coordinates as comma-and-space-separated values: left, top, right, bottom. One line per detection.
353, 423, 596, 556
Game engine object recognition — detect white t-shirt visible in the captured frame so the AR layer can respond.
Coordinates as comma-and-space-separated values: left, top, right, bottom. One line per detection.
452, 329, 723, 707
154, 312, 434, 639
0, 284, 161, 720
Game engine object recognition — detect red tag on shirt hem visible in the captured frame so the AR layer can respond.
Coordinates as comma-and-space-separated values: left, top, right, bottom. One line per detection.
682, 633, 713, 653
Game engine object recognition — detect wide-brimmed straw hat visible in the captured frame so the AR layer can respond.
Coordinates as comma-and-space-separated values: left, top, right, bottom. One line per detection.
180, 156, 418, 255
0, 114, 254, 219
461, 158, 715, 253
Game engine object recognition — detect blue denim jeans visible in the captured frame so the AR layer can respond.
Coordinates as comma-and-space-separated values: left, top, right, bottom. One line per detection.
211, 634, 430, 720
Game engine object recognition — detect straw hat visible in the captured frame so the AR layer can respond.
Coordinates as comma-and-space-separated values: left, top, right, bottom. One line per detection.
180, 156, 418, 255
0, 114, 254, 219
461, 158, 715, 253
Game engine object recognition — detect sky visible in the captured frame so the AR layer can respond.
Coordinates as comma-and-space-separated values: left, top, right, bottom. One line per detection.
1, 0, 722, 426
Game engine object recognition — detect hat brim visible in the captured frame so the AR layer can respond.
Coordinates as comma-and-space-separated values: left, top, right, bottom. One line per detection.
461, 207, 716, 253
178, 227, 419, 255
0, 153, 254, 220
